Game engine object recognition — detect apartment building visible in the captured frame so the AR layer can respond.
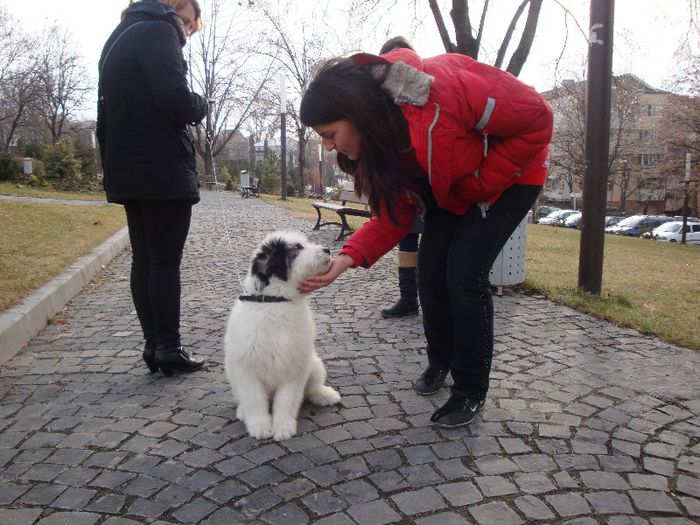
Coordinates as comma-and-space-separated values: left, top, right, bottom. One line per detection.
542, 75, 698, 216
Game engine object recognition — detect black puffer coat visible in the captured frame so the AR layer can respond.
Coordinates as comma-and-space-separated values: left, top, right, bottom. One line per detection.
96, 0, 207, 203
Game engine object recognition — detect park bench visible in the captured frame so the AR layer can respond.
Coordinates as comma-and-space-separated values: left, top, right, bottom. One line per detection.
311, 185, 371, 241
240, 183, 259, 198
203, 181, 226, 191
238, 170, 260, 198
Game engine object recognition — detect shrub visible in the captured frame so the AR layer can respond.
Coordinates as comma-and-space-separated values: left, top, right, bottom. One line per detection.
0, 153, 23, 181
42, 140, 83, 190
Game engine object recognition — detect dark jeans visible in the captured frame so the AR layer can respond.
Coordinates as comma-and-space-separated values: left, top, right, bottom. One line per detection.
123, 200, 193, 349
417, 184, 541, 400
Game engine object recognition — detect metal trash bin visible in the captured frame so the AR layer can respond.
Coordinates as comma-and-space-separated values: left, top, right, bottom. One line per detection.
489, 215, 528, 294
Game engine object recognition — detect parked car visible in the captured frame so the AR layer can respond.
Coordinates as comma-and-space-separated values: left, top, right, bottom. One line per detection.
538, 209, 577, 226
605, 215, 675, 237
604, 216, 625, 228
536, 205, 560, 222
563, 211, 583, 228
648, 220, 700, 244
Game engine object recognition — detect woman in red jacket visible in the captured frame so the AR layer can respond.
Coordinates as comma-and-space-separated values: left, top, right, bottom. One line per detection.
300, 48, 553, 428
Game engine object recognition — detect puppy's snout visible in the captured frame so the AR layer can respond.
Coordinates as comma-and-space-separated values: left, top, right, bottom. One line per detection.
322, 248, 330, 255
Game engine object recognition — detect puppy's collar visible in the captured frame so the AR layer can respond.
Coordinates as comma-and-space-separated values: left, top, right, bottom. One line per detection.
239, 294, 291, 303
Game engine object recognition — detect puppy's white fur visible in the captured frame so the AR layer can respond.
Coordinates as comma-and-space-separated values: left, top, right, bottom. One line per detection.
224, 231, 341, 441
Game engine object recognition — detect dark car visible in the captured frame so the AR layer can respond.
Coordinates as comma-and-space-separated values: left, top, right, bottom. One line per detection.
605, 215, 675, 237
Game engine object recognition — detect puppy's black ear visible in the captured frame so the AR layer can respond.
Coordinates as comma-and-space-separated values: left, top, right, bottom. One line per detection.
252, 237, 290, 285
251, 251, 271, 289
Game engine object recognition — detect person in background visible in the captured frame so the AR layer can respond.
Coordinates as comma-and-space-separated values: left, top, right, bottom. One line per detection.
377, 36, 423, 320
97, 0, 207, 376
299, 46, 553, 428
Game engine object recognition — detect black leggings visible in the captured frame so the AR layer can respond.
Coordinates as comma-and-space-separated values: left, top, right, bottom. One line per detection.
418, 184, 541, 400
123, 200, 193, 349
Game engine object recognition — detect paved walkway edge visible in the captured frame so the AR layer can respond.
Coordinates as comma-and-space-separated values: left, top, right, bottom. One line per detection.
0, 226, 130, 367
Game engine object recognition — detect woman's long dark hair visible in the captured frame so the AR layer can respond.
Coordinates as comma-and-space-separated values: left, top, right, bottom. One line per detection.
300, 58, 410, 224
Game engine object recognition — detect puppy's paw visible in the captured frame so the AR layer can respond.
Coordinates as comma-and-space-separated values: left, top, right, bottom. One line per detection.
308, 385, 341, 406
245, 415, 272, 440
236, 406, 245, 420
272, 419, 297, 441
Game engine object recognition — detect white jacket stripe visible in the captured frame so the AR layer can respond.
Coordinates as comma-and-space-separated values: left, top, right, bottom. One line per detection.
475, 97, 496, 130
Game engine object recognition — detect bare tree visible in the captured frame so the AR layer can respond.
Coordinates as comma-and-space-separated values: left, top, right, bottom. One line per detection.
350, 0, 546, 76
248, 0, 360, 195
188, 0, 273, 182
0, 7, 40, 150
34, 24, 91, 143
660, 41, 700, 214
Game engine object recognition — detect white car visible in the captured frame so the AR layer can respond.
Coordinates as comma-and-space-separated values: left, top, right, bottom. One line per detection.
650, 221, 700, 244
538, 209, 577, 226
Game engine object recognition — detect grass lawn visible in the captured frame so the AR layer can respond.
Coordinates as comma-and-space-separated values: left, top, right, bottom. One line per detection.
0, 181, 107, 201
0, 199, 126, 312
260, 193, 699, 351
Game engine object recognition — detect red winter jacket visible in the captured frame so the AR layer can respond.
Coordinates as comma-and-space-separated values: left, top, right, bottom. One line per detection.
339, 48, 553, 268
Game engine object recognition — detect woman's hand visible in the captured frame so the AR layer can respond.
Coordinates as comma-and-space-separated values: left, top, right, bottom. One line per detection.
299, 254, 354, 293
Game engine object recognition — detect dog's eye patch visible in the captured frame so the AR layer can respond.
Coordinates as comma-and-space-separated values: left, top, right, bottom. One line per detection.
251, 238, 293, 285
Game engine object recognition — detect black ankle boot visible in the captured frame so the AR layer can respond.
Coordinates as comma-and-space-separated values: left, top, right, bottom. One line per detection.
154, 346, 205, 377
142, 343, 158, 374
381, 267, 419, 318
413, 365, 449, 395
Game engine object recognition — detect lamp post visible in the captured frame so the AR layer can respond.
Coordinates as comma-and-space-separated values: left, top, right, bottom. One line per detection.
91, 130, 99, 180
280, 76, 287, 200
681, 152, 695, 245
318, 145, 323, 199
578, 0, 615, 295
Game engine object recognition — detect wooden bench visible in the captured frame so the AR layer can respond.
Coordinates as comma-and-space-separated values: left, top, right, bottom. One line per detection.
204, 181, 226, 191
240, 184, 259, 198
312, 188, 371, 241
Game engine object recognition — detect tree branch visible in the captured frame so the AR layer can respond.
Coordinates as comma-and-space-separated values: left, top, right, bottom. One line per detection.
506, 0, 543, 76
494, 0, 528, 70
428, 0, 456, 53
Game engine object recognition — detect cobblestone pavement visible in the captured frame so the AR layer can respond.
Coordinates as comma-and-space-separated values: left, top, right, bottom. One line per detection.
1, 191, 699, 525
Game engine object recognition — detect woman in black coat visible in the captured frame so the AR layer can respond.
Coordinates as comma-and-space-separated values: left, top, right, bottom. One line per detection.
97, 0, 207, 376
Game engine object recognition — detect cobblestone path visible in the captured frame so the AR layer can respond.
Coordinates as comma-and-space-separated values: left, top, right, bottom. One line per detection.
1, 191, 698, 524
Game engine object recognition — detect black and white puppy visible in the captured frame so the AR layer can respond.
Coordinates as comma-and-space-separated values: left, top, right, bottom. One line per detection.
224, 231, 341, 441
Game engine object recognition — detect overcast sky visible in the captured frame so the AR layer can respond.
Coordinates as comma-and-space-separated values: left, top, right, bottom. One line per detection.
1, 0, 695, 118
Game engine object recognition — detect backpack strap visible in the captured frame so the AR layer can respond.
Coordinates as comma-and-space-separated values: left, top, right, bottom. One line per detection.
99, 21, 148, 103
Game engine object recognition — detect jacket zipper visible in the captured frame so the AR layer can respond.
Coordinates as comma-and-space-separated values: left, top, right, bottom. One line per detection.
427, 103, 441, 186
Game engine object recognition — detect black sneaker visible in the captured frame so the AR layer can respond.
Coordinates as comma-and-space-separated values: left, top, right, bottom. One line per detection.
430, 393, 485, 428
413, 366, 449, 395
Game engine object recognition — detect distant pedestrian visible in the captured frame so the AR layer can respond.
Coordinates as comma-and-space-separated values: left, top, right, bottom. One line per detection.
97, 0, 208, 376
377, 36, 422, 320
299, 46, 553, 427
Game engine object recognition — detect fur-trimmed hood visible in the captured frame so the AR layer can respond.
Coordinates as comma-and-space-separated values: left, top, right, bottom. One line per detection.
125, 0, 187, 46
352, 52, 434, 107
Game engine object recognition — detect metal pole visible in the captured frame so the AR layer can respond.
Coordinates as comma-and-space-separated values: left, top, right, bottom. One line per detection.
682, 153, 691, 244
578, 0, 615, 295
318, 145, 323, 199
280, 76, 287, 200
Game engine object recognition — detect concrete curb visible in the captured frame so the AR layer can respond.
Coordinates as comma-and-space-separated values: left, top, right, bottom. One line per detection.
0, 227, 130, 367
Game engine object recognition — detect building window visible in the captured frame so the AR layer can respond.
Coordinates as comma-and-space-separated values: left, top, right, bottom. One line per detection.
639, 154, 664, 166
646, 105, 661, 117
639, 129, 654, 140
